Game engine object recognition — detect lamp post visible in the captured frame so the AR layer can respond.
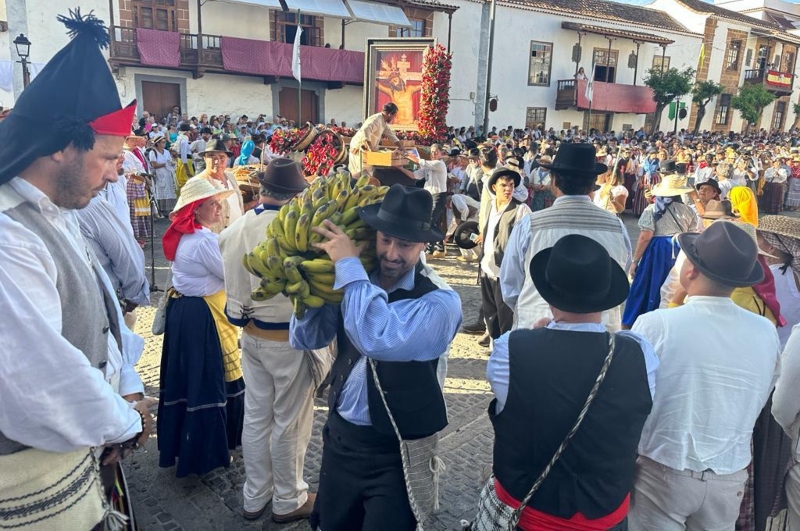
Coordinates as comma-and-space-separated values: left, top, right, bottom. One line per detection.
13, 34, 31, 88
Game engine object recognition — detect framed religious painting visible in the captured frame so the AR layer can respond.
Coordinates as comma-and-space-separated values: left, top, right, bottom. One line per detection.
364, 38, 435, 132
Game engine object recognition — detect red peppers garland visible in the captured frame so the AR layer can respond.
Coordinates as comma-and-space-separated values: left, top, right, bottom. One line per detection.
301, 130, 343, 177
417, 44, 452, 144
268, 128, 302, 155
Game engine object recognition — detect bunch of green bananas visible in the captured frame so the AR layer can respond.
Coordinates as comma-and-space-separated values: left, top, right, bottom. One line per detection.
241, 172, 388, 318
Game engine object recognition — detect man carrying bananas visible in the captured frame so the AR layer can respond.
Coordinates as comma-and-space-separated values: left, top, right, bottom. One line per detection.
219, 158, 328, 524
290, 184, 463, 530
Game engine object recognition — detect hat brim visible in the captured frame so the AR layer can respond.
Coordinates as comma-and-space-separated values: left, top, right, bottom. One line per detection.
677, 232, 765, 287
537, 162, 608, 176
487, 168, 521, 190
696, 181, 721, 193
200, 149, 234, 157
529, 246, 630, 313
651, 182, 694, 197
171, 188, 235, 215
453, 220, 479, 250
358, 203, 444, 243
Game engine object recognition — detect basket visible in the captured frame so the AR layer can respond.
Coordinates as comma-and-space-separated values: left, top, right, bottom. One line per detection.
294, 122, 319, 151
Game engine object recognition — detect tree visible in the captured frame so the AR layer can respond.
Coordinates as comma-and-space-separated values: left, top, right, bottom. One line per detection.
643, 66, 695, 133
691, 81, 723, 135
731, 84, 775, 133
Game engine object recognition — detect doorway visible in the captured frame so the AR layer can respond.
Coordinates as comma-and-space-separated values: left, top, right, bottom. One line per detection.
141, 81, 180, 123
279, 88, 319, 124
585, 112, 613, 133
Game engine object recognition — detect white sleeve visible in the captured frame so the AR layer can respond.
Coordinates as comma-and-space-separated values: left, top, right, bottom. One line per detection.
773, 325, 800, 434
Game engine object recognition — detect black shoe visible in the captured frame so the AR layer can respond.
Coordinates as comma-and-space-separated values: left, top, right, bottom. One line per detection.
478, 334, 491, 348
460, 321, 486, 335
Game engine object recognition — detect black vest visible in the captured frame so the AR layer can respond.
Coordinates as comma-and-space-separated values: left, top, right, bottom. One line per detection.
329, 265, 448, 440
480, 198, 522, 267
490, 328, 652, 519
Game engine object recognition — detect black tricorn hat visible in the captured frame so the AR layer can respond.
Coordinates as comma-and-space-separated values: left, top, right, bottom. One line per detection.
0, 9, 137, 186
538, 143, 607, 178
677, 221, 763, 287
530, 234, 629, 313
256, 157, 308, 193
359, 184, 444, 243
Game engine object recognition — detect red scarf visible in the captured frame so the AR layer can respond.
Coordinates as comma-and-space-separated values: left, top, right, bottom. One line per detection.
752, 255, 788, 327
162, 200, 204, 261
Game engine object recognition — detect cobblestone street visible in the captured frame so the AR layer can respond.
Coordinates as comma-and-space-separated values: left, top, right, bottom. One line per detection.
123, 215, 642, 531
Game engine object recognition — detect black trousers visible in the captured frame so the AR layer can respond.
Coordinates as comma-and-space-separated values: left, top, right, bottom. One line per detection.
481, 273, 514, 339
311, 412, 416, 531
429, 192, 447, 250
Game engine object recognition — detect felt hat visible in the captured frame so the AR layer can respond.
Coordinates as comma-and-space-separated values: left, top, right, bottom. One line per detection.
173, 176, 235, 214
651, 174, 693, 197
453, 220, 480, 250
359, 184, 444, 243
256, 157, 308, 194
678, 221, 764, 287
487, 166, 521, 189
700, 199, 737, 220
530, 234, 629, 313
538, 143, 607, 177
659, 160, 678, 174
696, 178, 722, 195
0, 9, 137, 185
200, 139, 233, 157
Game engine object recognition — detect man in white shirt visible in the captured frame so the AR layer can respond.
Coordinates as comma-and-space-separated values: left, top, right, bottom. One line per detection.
400, 143, 449, 257
191, 126, 212, 172
629, 222, 781, 530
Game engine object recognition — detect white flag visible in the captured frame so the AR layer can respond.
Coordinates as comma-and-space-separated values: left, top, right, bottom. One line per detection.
585, 64, 596, 103
292, 25, 302, 83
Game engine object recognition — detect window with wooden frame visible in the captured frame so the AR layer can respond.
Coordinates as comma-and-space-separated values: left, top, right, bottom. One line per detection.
652, 55, 671, 71
274, 12, 322, 47
390, 8, 433, 38
715, 94, 732, 126
783, 50, 795, 73
528, 41, 553, 86
725, 40, 742, 70
526, 107, 547, 130
773, 101, 787, 131
132, 0, 177, 32
593, 48, 619, 83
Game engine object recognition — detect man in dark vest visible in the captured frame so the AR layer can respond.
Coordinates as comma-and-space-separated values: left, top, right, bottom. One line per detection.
480, 234, 658, 530
477, 166, 531, 346
290, 184, 462, 530
0, 9, 154, 530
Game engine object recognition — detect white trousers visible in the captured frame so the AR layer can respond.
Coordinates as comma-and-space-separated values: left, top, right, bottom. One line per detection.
786, 463, 800, 531
629, 456, 747, 531
240, 332, 315, 515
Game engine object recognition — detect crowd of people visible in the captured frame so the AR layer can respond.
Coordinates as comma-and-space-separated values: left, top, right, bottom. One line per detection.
9, 10, 800, 531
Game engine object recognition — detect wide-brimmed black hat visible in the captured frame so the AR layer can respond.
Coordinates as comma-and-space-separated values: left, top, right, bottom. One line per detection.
0, 10, 137, 186
454, 220, 479, 250
359, 184, 444, 243
538, 143, 607, 178
660, 160, 677, 174
677, 221, 763, 287
487, 167, 521, 190
257, 157, 308, 193
696, 178, 721, 195
200, 139, 233, 157
530, 234, 629, 313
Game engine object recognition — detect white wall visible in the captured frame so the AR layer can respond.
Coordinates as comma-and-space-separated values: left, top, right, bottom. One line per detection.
324, 85, 362, 126
191, 0, 272, 40
323, 16, 387, 51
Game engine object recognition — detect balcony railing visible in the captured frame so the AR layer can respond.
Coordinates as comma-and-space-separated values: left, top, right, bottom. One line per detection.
556, 78, 656, 114
108, 26, 362, 85
744, 68, 794, 95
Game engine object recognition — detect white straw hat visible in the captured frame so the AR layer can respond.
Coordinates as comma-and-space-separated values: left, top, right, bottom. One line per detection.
651, 174, 693, 197
172, 176, 235, 214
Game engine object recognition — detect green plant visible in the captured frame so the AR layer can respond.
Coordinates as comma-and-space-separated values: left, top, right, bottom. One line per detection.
691, 81, 723, 135
643, 66, 695, 133
731, 84, 775, 129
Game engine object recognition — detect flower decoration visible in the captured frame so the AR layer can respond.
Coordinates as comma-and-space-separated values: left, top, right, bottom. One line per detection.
269, 128, 302, 155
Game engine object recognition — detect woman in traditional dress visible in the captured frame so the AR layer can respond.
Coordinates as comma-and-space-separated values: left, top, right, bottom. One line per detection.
632, 149, 661, 216
149, 135, 178, 215
761, 158, 789, 214
785, 156, 800, 211
529, 155, 554, 211
593, 166, 628, 215
173, 123, 194, 193
126, 171, 151, 246
623, 171, 697, 328
158, 177, 245, 477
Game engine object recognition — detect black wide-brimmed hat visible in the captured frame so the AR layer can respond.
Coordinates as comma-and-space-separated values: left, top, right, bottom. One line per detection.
0, 9, 137, 185
677, 221, 764, 287
696, 178, 721, 195
538, 143, 607, 178
487, 167, 521, 190
359, 184, 444, 243
454, 220, 479, 250
200, 139, 233, 157
530, 234, 629, 313
257, 157, 308, 193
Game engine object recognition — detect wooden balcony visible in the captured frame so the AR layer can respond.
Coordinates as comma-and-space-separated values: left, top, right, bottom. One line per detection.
556, 78, 656, 114
743, 69, 794, 96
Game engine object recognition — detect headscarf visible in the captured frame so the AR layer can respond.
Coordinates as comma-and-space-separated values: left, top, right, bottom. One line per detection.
729, 186, 758, 227
752, 254, 787, 327
236, 140, 254, 166
162, 199, 204, 261
653, 196, 673, 220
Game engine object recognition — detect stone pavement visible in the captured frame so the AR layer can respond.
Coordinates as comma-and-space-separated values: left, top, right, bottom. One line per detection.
123, 214, 644, 531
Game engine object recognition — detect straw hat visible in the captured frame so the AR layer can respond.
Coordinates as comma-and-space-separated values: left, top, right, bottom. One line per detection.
720, 220, 777, 258
173, 176, 235, 214
650, 174, 693, 197
757, 215, 800, 241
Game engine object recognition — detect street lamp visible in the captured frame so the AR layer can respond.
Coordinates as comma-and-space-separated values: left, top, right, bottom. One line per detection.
13, 34, 31, 88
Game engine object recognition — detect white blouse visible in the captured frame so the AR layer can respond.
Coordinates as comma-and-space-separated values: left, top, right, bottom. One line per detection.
172, 228, 225, 297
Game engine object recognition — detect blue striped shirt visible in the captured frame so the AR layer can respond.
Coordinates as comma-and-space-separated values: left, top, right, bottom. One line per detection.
290, 256, 462, 425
